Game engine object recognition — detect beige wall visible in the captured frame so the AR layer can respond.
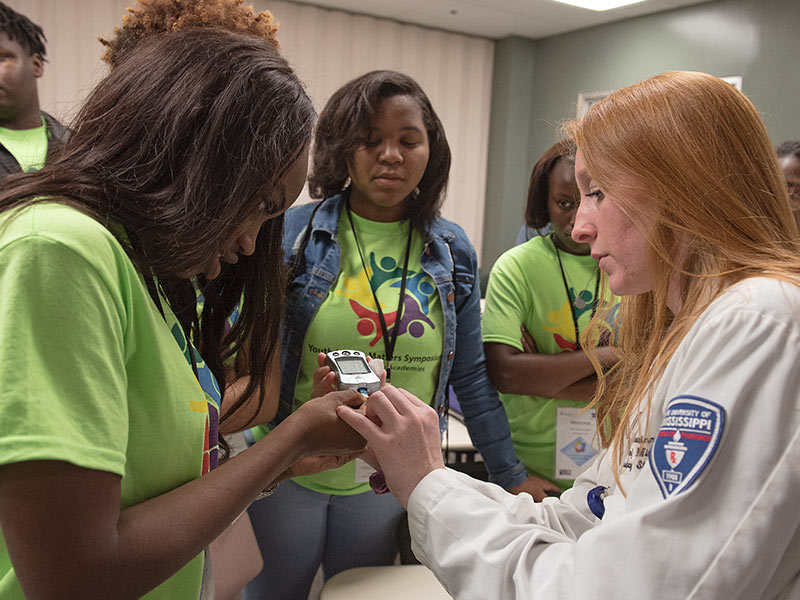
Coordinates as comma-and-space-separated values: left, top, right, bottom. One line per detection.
8, 0, 495, 259
6, 0, 129, 125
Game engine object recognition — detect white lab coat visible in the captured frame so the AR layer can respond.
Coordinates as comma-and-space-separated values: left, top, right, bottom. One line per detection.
409, 277, 800, 599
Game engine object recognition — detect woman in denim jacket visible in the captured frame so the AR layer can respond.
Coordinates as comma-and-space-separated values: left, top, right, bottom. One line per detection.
244, 71, 536, 600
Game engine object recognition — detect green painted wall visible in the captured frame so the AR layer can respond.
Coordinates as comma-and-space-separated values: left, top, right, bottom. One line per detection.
481, 37, 537, 279
481, 0, 800, 270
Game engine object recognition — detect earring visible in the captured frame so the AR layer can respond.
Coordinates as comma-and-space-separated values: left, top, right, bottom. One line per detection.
342, 177, 351, 191
412, 186, 420, 199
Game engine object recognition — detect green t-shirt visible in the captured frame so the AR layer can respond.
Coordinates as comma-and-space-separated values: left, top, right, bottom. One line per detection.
0, 117, 48, 172
253, 210, 444, 495
482, 235, 619, 489
0, 203, 209, 599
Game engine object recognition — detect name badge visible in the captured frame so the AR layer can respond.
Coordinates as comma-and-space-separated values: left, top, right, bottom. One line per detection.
555, 407, 598, 480
354, 457, 376, 483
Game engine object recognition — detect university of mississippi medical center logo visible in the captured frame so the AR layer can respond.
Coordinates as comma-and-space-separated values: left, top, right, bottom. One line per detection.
650, 395, 725, 498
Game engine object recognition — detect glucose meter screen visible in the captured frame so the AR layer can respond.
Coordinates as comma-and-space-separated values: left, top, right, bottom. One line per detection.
337, 356, 371, 375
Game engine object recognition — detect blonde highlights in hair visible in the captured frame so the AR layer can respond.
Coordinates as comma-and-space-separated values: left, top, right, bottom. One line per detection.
568, 71, 800, 488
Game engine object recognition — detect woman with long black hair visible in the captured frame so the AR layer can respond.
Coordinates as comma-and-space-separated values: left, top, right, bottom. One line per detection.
0, 29, 365, 599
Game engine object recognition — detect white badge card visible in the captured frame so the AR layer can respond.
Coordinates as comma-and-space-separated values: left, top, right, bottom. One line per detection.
555, 407, 598, 480
354, 457, 376, 483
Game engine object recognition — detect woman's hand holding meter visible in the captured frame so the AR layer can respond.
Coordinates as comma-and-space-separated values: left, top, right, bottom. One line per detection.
311, 352, 339, 397
311, 352, 387, 399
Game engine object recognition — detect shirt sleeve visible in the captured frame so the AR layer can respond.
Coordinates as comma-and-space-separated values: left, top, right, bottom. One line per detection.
482, 251, 528, 350
408, 468, 596, 599
0, 234, 130, 475
408, 292, 800, 599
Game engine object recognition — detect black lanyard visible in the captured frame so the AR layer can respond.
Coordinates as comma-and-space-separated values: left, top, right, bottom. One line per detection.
345, 201, 413, 381
552, 234, 600, 351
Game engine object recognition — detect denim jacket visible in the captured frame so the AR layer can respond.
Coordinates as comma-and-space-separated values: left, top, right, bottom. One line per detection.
272, 193, 527, 489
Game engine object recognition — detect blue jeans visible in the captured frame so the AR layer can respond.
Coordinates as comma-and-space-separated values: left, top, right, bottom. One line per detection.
242, 480, 405, 600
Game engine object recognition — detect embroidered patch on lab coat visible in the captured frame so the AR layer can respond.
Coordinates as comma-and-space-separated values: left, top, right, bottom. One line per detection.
650, 395, 725, 498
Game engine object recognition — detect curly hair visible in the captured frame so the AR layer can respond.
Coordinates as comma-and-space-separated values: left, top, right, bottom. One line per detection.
308, 70, 451, 236
0, 1, 46, 58
99, 0, 279, 67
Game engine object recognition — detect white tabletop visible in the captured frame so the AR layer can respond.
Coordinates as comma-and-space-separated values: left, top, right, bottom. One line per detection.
442, 415, 476, 452
320, 565, 453, 600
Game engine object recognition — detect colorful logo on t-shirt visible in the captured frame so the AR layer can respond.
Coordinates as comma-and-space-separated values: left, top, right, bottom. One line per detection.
543, 286, 618, 352
170, 323, 221, 474
337, 251, 436, 347
543, 285, 597, 351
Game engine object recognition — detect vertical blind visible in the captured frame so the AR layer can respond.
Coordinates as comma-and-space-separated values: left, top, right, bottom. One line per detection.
9, 0, 494, 258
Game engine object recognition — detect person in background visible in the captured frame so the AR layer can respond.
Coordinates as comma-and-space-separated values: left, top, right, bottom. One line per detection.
482, 140, 619, 500
0, 2, 68, 179
244, 69, 536, 600
338, 70, 800, 599
99, 0, 282, 434
0, 29, 367, 599
776, 139, 800, 228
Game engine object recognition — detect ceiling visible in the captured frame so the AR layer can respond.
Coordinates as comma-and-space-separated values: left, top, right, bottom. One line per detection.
287, 0, 712, 40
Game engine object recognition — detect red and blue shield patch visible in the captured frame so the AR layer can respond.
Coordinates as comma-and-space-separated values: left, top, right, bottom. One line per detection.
650, 395, 725, 498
